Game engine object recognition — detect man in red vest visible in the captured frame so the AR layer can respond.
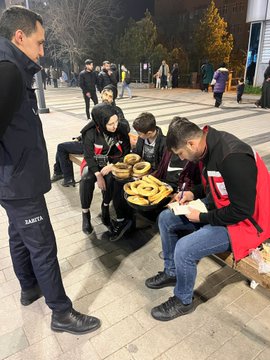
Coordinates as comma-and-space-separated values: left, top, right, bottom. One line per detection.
145, 117, 270, 321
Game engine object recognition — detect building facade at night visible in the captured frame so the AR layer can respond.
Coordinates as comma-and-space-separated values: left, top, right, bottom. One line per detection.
154, 0, 249, 58
246, 0, 270, 86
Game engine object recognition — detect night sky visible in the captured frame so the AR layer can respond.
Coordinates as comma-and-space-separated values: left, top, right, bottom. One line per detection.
124, 0, 155, 20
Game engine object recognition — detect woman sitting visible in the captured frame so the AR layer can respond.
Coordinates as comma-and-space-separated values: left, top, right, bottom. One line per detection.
79, 103, 131, 241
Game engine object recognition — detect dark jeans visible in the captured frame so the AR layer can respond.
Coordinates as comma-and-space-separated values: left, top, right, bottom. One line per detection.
83, 92, 98, 119
53, 141, 83, 181
160, 75, 167, 88
53, 79, 58, 88
0, 195, 72, 312
214, 92, 223, 107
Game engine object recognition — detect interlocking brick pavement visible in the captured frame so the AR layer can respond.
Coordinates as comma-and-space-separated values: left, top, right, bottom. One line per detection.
0, 87, 270, 360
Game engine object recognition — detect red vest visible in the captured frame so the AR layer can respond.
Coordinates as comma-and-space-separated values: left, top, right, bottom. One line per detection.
206, 152, 270, 261
80, 142, 123, 174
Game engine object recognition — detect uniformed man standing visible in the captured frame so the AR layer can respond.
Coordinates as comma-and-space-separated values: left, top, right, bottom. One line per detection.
0, 6, 101, 335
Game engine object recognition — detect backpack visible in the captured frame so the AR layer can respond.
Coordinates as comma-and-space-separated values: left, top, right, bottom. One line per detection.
125, 70, 131, 84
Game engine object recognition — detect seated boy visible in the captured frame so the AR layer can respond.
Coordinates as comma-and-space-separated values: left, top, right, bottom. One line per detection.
132, 112, 166, 171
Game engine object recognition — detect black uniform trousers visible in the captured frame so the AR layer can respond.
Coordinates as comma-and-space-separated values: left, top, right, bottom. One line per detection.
83, 92, 98, 119
0, 195, 72, 313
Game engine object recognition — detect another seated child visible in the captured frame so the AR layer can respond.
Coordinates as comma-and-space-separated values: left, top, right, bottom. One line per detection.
132, 112, 166, 171
237, 77, 245, 103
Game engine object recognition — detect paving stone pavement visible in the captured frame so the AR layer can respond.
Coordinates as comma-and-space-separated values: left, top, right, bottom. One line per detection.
0, 86, 270, 360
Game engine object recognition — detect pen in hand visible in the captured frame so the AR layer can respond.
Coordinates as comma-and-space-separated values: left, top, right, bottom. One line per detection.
179, 182, 186, 202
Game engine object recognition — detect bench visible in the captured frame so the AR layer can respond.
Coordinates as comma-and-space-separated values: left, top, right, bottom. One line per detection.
215, 251, 270, 289
69, 153, 83, 166
69, 139, 270, 290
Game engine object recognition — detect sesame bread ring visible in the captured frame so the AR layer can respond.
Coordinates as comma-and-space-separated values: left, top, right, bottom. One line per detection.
127, 195, 149, 206
124, 153, 141, 165
130, 180, 146, 195
147, 175, 164, 187
150, 188, 173, 204
112, 162, 132, 179
137, 182, 159, 197
142, 175, 157, 186
133, 161, 151, 176
123, 182, 136, 196
148, 185, 168, 203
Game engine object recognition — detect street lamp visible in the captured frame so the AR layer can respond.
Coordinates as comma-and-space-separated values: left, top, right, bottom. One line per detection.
25, 0, 49, 113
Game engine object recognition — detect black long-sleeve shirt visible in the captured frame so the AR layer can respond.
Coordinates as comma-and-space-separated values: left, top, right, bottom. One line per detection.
0, 61, 23, 139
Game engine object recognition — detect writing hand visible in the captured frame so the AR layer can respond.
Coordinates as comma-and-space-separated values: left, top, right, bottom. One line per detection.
175, 191, 194, 204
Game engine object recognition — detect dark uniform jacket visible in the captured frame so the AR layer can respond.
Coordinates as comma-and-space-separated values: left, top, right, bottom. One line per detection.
0, 36, 51, 199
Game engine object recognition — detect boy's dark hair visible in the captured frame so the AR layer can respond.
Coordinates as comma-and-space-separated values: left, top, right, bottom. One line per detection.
239, 77, 244, 82
219, 62, 226, 68
166, 117, 202, 151
85, 59, 93, 65
0, 6, 43, 40
133, 112, 156, 133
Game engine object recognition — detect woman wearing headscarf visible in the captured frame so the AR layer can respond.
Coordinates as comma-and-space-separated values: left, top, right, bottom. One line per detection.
79, 103, 131, 240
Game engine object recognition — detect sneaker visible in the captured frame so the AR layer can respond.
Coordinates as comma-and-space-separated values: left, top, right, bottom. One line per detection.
151, 296, 194, 321
109, 219, 132, 242
51, 173, 64, 183
82, 212, 93, 235
145, 271, 176, 289
101, 203, 110, 226
20, 285, 43, 306
51, 308, 101, 335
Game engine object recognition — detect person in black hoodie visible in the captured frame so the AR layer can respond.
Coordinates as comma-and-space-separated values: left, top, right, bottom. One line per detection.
132, 112, 166, 171
79, 59, 98, 120
80, 103, 132, 241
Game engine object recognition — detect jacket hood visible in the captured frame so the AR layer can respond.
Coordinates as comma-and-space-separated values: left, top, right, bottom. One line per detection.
103, 84, 118, 100
80, 119, 96, 135
217, 67, 229, 73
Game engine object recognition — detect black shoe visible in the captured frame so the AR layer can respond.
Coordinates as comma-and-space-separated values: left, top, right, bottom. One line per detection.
151, 296, 194, 321
61, 179, 75, 187
109, 219, 132, 242
145, 271, 176, 289
51, 173, 64, 183
101, 203, 110, 226
51, 308, 101, 335
82, 212, 93, 235
20, 285, 42, 306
